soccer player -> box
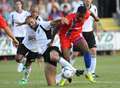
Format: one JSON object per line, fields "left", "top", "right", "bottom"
{"left": 16, "top": 16, "right": 81, "bottom": 86}
{"left": 0, "top": 14, "right": 19, "bottom": 45}
{"left": 8, "top": 0, "right": 30, "bottom": 72}
{"left": 56, "top": 5, "right": 99, "bottom": 86}
{"left": 82, "top": 0, "right": 99, "bottom": 77}
{"left": 15, "top": 5, "right": 44, "bottom": 84}
{"left": 72, "top": 0, "right": 99, "bottom": 78}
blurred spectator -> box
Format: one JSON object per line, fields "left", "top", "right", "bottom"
{"left": 71, "top": 0, "right": 83, "bottom": 13}
{"left": 0, "top": 0, "right": 12, "bottom": 21}
{"left": 60, "top": 0, "right": 71, "bottom": 13}
{"left": 8, "top": 0, "right": 30, "bottom": 43}
{"left": 36, "top": 0, "right": 47, "bottom": 20}
{"left": 62, "top": 4, "right": 71, "bottom": 16}
{"left": 47, "top": 0, "right": 60, "bottom": 15}
{"left": 26, "top": 0, "right": 33, "bottom": 11}
{"left": 48, "top": 3, "right": 63, "bottom": 20}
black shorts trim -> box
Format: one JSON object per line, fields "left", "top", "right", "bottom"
{"left": 43, "top": 46, "right": 61, "bottom": 66}
{"left": 82, "top": 31, "right": 96, "bottom": 48}
{"left": 15, "top": 37, "right": 24, "bottom": 44}
{"left": 73, "top": 31, "right": 96, "bottom": 51}
{"left": 17, "top": 44, "right": 41, "bottom": 62}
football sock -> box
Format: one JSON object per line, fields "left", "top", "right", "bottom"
{"left": 83, "top": 52, "right": 91, "bottom": 72}
{"left": 58, "top": 57, "right": 76, "bottom": 71}
{"left": 90, "top": 56, "right": 96, "bottom": 73}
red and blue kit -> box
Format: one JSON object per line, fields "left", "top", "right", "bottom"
{"left": 59, "top": 11, "right": 90, "bottom": 49}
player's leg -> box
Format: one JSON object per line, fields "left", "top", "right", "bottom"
{"left": 43, "top": 46, "right": 77, "bottom": 86}
{"left": 15, "top": 44, "right": 28, "bottom": 72}
{"left": 19, "top": 59, "right": 32, "bottom": 85}
{"left": 83, "top": 32, "right": 98, "bottom": 78}
{"left": 15, "top": 37, "right": 26, "bottom": 72}
{"left": 44, "top": 62, "right": 57, "bottom": 86}
{"left": 90, "top": 47, "right": 97, "bottom": 77}
{"left": 43, "top": 47, "right": 58, "bottom": 86}
{"left": 19, "top": 50, "right": 41, "bottom": 85}
{"left": 73, "top": 36, "right": 96, "bottom": 83}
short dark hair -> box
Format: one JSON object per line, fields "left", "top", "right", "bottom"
{"left": 77, "top": 5, "right": 87, "bottom": 14}
{"left": 15, "top": 0, "right": 24, "bottom": 9}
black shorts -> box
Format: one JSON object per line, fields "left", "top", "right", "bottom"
{"left": 17, "top": 44, "right": 42, "bottom": 62}
{"left": 43, "top": 46, "right": 61, "bottom": 67}
{"left": 73, "top": 31, "right": 96, "bottom": 51}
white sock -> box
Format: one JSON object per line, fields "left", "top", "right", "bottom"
{"left": 69, "top": 54, "right": 76, "bottom": 65}
{"left": 56, "top": 72, "right": 62, "bottom": 84}
{"left": 70, "top": 58, "right": 76, "bottom": 65}
{"left": 58, "top": 57, "right": 76, "bottom": 71}
{"left": 21, "top": 57, "right": 27, "bottom": 65}
{"left": 90, "top": 57, "right": 96, "bottom": 74}
{"left": 23, "top": 66, "right": 32, "bottom": 80}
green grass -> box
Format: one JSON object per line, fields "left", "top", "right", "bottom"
{"left": 0, "top": 55, "right": 120, "bottom": 88}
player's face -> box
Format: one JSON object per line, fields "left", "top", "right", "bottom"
{"left": 15, "top": 1, "right": 23, "bottom": 10}
{"left": 76, "top": 12, "right": 85, "bottom": 22}
{"left": 27, "top": 17, "right": 37, "bottom": 29}
{"left": 84, "top": 0, "right": 93, "bottom": 6}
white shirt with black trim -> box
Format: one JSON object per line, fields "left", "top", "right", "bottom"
{"left": 82, "top": 4, "right": 98, "bottom": 32}
{"left": 22, "top": 21, "right": 51, "bottom": 54}
{"left": 8, "top": 10, "right": 30, "bottom": 37}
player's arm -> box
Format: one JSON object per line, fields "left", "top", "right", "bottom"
{"left": 0, "top": 15, "right": 19, "bottom": 45}
{"left": 4, "top": 26, "right": 19, "bottom": 45}
{"left": 90, "top": 11, "right": 99, "bottom": 22}
{"left": 50, "top": 17, "right": 69, "bottom": 27}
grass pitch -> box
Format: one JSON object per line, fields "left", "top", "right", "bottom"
{"left": 0, "top": 55, "right": 120, "bottom": 88}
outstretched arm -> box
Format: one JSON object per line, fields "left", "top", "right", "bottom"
{"left": 4, "top": 26, "right": 19, "bottom": 46}
{"left": 50, "top": 17, "right": 69, "bottom": 27}
{"left": 0, "top": 15, "right": 19, "bottom": 46}
{"left": 90, "top": 12, "right": 99, "bottom": 22}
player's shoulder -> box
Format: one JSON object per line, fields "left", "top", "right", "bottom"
{"left": 66, "top": 13, "right": 76, "bottom": 18}
{"left": 10, "top": 11, "right": 16, "bottom": 15}
{"left": 91, "top": 4, "right": 97, "bottom": 10}
{"left": 37, "top": 16, "right": 43, "bottom": 21}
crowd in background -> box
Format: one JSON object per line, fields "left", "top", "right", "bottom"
{"left": 0, "top": 0, "right": 86, "bottom": 36}
{"left": 0, "top": 0, "right": 84, "bottom": 21}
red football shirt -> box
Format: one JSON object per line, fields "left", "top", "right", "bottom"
{"left": 0, "top": 15, "right": 8, "bottom": 29}
{"left": 59, "top": 10, "right": 90, "bottom": 49}
{"left": 59, "top": 10, "right": 90, "bottom": 42}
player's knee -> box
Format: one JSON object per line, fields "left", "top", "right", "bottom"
{"left": 15, "top": 54, "right": 23, "bottom": 63}
{"left": 73, "top": 52, "right": 79, "bottom": 57}
{"left": 90, "top": 48, "right": 96, "bottom": 57}
{"left": 50, "top": 50, "right": 59, "bottom": 62}
{"left": 83, "top": 48, "right": 90, "bottom": 54}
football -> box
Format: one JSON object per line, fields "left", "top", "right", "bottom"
{"left": 62, "top": 67, "right": 75, "bottom": 79}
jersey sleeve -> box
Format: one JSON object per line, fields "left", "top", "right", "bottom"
{"left": 0, "top": 15, "right": 8, "bottom": 29}
{"left": 39, "top": 21, "right": 51, "bottom": 30}
{"left": 94, "top": 5, "right": 98, "bottom": 17}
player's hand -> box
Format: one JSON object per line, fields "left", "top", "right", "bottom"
{"left": 12, "top": 38, "right": 19, "bottom": 47}
{"left": 61, "top": 17, "right": 69, "bottom": 25}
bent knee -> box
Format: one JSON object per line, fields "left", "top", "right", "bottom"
{"left": 15, "top": 54, "right": 24, "bottom": 63}
{"left": 50, "top": 50, "right": 59, "bottom": 61}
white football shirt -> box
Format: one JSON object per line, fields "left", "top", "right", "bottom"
{"left": 22, "top": 21, "right": 51, "bottom": 54}
{"left": 8, "top": 10, "right": 30, "bottom": 37}
{"left": 82, "top": 4, "right": 98, "bottom": 32}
